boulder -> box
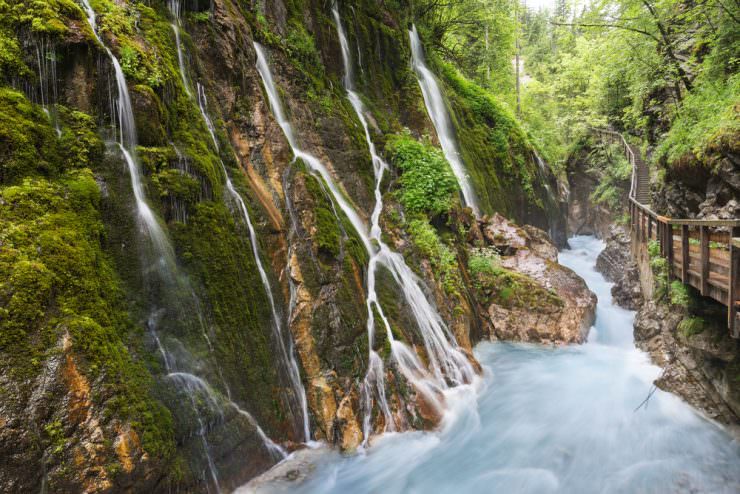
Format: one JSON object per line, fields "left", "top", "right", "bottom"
{"left": 474, "top": 215, "right": 597, "bottom": 344}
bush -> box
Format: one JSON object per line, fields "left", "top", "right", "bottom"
{"left": 386, "top": 132, "right": 459, "bottom": 216}
{"left": 468, "top": 247, "right": 501, "bottom": 277}
{"left": 669, "top": 280, "right": 690, "bottom": 307}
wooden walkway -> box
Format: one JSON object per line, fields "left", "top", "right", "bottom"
{"left": 592, "top": 128, "right": 740, "bottom": 338}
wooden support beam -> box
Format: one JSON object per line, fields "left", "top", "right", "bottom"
{"left": 700, "top": 226, "right": 709, "bottom": 296}
{"left": 681, "top": 225, "right": 690, "bottom": 282}
{"left": 730, "top": 237, "right": 739, "bottom": 337}
{"left": 666, "top": 225, "right": 674, "bottom": 280}
{"left": 647, "top": 217, "right": 653, "bottom": 241}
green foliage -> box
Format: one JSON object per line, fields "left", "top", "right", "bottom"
{"left": 44, "top": 420, "right": 66, "bottom": 456}
{"left": 518, "top": 0, "right": 739, "bottom": 174}
{"left": 588, "top": 142, "right": 632, "bottom": 211}
{"left": 406, "top": 218, "right": 461, "bottom": 295}
{"left": 678, "top": 316, "right": 705, "bottom": 338}
{"left": 647, "top": 239, "right": 670, "bottom": 299}
{"left": 386, "top": 132, "right": 459, "bottom": 216}
{"left": 467, "top": 247, "right": 501, "bottom": 278}
{"left": 669, "top": 280, "right": 690, "bottom": 308}
{"left": 656, "top": 73, "right": 740, "bottom": 165}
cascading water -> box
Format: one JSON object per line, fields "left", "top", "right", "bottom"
{"left": 195, "top": 80, "right": 311, "bottom": 443}
{"left": 409, "top": 26, "right": 480, "bottom": 216}
{"left": 255, "top": 28, "right": 475, "bottom": 442}
{"left": 78, "top": 2, "right": 286, "bottom": 489}
{"left": 168, "top": 0, "right": 192, "bottom": 98}
{"left": 166, "top": 1, "right": 310, "bottom": 442}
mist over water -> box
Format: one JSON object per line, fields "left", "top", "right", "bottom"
{"left": 259, "top": 236, "right": 740, "bottom": 494}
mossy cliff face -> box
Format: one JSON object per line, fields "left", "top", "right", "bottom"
{"left": 1, "top": 0, "right": 568, "bottom": 491}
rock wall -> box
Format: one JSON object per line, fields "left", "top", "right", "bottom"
{"left": 0, "top": 0, "right": 576, "bottom": 491}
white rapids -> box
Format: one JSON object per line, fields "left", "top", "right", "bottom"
{"left": 247, "top": 236, "right": 740, "bottom": 494}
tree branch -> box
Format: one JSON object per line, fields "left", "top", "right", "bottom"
{"left": 550, "top": 21, "right": 661, "bottom": 42}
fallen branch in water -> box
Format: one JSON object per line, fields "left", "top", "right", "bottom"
{"left": 634, "top": 383, "right": 659, "bottom": 412}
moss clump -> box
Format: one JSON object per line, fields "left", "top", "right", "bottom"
{"left": 0, "top": 88, "right": 63, "bottom": 182}
{"left": 678, "top": 316, "right": 706, "bottom": 338}
{"left": 406, "top": 218, "right": 461, "bottom": 296}
{"left": 0, "top": 89, "right": 176, "bottom": 467}
{"left": 470, "top": 262, "right": 563, "bottom": 310}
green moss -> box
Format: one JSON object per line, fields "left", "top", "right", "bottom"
{"left": 471, "top": 264, "right": 563, "bottom": 310}
{"left": 406, "top": 218, "right": 461, "bottom": 296}
{"left": 678, "top": 316, "right": 706, "bottom": 338}
{"left": 0, "top": 90, "right": 176, "bottom": 466}
{"left": 0, "top": 88, "right": 62, "bottom": 182}
{"left": 434, "top": 60, "right": 548, "bottom": 217}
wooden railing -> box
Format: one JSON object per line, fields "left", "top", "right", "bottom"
{"left": 591, "top": 128, "right": 740, "bottom": 338}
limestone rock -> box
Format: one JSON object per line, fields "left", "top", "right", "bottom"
{"left": 475, "top": 215, "right": 597, "bottom": 344}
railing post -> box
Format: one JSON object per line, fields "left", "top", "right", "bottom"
{"left": 729, "top": 236, "right": 739, "bottom": 337}
{"left": 668, "top": 224, "right": 673, "bottom": 279}
{"left": 681, "top": 225, "right": 690, "bottom": 282}
{"left": 700, "top": 226, "right": 709, "bottom": 296}
{"left": 648, "top": 216, "right": 653, "bottom": 241}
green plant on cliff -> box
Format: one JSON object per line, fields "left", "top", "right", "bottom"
{"left": 386, "top": 132, "right": 459, "bottom": 217}
{"left": 678, "top": 316, "right": 706, "bottom": 338}
{"left": 406, "top": 218, "right": 461, "bottom": 296}
{"left": 588, "top": 142, "right": 632, "bottom": 211}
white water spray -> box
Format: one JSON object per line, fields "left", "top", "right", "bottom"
{"left": 195, "top": 81, "right": 311, "bottom": 442}
{"left": 256, "top": 22, "right": 475, "bottom": 442}
{"left": 409, "top": 26, "right": 480, "bottom": 216}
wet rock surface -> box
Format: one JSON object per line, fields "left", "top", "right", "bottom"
{"left": 474, "top": 214, "right": 597, "bottom": 344}
{"left": 595, "top": 225, "right": 643, "bottom": 310}
{"left": 634, "top": 302, "right": 740, "bottom": 430}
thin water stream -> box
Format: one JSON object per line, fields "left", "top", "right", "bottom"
{"left": 409, "top": 26, "right": 479, "bottom": 216}
{"left": 252, "top": 236, "right": 740, "bottom": 493}
{"left": 254, "top": 31, "right": 476, "bottom": 443}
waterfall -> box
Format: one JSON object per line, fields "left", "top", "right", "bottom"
{"left": 168, "top": 0, "right": 191, "bottom": 97}
{"left": 77, "top": 2, "right": 287, "bottom": 487}
{"left": 79, "top": 0, "right": 176, "bottom": 269}
{"left": 409, "top": 26, "right": 480, "bottom": 216}
{"left": 166, "top": 1, "right": 310, "bottom": 442}
{"left": 255, "top": 27, "right": 475, "bottom": 442}
{"left": 195, "top": 82, "right": 311, "bottom": 443}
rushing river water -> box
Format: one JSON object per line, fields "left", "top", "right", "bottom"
{"left": 248, "top": 236, "right": 740, "bottom": 494}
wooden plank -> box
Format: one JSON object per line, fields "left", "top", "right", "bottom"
{"left": 666, "top": 218, "right": 740, "bottom": 227}
{"left": 709, "top": 232, "right": 730, "bottom": 244}
{"left": 701, "top": 226, "right": 709, "bottom": 296}
{"left": 682, "top": 225, "right": 690, "bottom": 283}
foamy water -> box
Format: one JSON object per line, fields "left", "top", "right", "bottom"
{"left": 249, "top": 236, "right": 740, "bottom": 494}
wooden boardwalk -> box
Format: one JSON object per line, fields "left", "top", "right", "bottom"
{"left": 592, "top": 128, "right": 740, "bottom": 338}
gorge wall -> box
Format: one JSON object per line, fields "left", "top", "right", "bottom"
{"left": 0, "top": 0, "right": 571, "bottom": 492}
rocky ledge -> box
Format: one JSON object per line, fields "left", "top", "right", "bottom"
{"left": 595, "top": 225, "right": 643, "bottom": 310}
{"left": 634, "top": 302, "right": 740, "bottom": 431}
{"left": 471, "top": 214, "right": 597, "bottom": 344}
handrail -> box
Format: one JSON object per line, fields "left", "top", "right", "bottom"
{"left": 590, "top": 127, "right": 740, "bottom": 337}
